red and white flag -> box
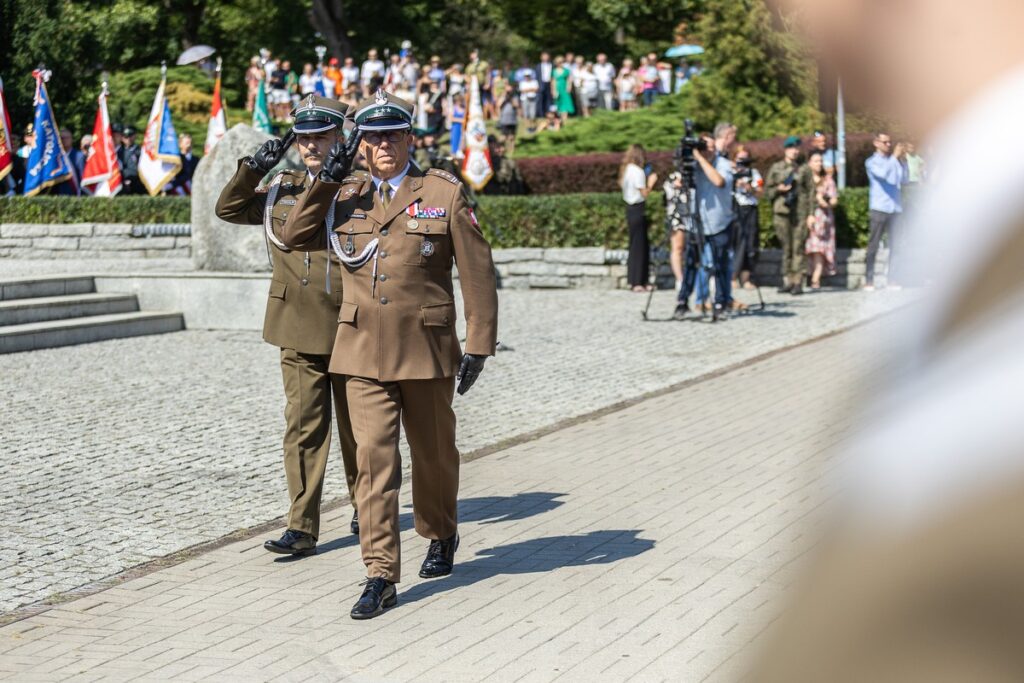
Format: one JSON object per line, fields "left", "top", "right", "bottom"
{"left": 205, "top": 59, "right": 227, "bottom": 154}
{"left": 461, "top": 76, "right": 493, "bottom": 191}
{"left": 81, "top": 83, "right": 122, "bottom": 197}
{"left": 0, "top": 76, "right": 14, "bottom": 183}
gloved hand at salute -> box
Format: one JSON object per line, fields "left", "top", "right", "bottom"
{"left": 321, "top": 130, "right": 364, "bottom": 183}
{"left": 247, "top": 137, "right": 288, "bottom": 174}
{"left": 456, "top": 354, "right": 487, "bottom": 395}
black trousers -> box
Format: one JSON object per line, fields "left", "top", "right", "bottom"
{"left": 732, "top": 204, "right": 760, "bottom": 278}
{"left": 865, "top": 209, "right": 897, "bottom": 285}
{"left": 626, "top": 202, "right": 650, "bottom": 287}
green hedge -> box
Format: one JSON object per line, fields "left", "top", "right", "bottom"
{"left": 0, "top": 196, "right": 191, "bottom": 224}
{"left": 0, "top": 188, "right": 872, "bottom": 249}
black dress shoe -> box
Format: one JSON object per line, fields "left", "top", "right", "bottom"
{"left": 350, "top": 577, "right": 397, "bottom": 620}
{"left": 419, "top": 533, "right": 459, "bottom": 578}
{"left": 672, "top": 304, "right": 690, "bottom": 321}
{"left": 264, "top": 529, "right": 316, "bottom": 556}
{"left": 777, "top": 283, "right": 793, "bottom": 294}
{"left": 791, "top": 284, "right": 804, "bottom": 296}
{"left": 350, "top": 510, "right": 359, "bottom": 536}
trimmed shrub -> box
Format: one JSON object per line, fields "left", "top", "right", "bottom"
{"left": 0, "top": 189, "right": 872, "bottom": 249}
{"left": 0, "top": 196, "right": 190, "bottom": 224}
{"left": 518, "top": 133, "right": 877, "bottom": 195}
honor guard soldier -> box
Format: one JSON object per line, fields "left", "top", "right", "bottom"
{"left": 215, "top": 95, "right": 360, "bottom": 557}
{"left": 280, "top": 90, "right": 499, "bottom": 619}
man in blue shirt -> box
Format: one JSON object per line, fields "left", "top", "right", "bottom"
{"left": 674, "top": 122, "right": 738, "bottom": 319}
{"left": 864, "top": 132, "right": 909, "bottom": 289}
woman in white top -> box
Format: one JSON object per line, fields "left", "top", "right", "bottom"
{"left": 617, "top": 59, "right": 637, "bottom": 111}
{"left": 620, "top": 144, "right": 659, "bottom": 292}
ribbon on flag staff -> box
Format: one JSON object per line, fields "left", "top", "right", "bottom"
{"left": 138, "top": 62, "right": 183, "bottom": 196}
{"left": 81, "top": 82, "right": 122, "bottom": 197}
{"left": 0, "top": 76, "right": 14, "bottom": 183}
{"left": 461, "top": 75, "right": 493, "bottom": 192}
{"left": 205, "top": 57, "right": 227, "bottom": 154}
{"left": 23, "top": 69, "right": 72, "bottom": 196}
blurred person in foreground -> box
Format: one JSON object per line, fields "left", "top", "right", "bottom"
{"left": 753, "top": 0, "right": 1024, "bottom": 680}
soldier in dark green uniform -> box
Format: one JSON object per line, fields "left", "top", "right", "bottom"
{"left": 215, "top": 95, "right": 360, "bottom": 556}
{"left": 765, "top": 136, "right": 808, "bottom": 295}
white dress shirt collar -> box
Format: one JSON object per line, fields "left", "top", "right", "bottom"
{"left": 371, "top": 162, "right": 411, "bottom": 196}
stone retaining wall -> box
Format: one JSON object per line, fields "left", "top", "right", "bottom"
{"left": 0, "top": 224, "right": 191, "bottom": 260}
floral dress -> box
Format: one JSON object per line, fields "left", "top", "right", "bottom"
{"left": 805, "top": 175, "right": 838, "bottom": 275}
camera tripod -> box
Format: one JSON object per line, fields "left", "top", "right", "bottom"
{"left": 641, "top": 183, "right": 766, "bottom": 322}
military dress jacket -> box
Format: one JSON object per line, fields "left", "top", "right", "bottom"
{"left": 280, "top": 164, "right": 499, "bottom": 381}
{"left": 214, "top": 161, "right": 343, "bottom": 355}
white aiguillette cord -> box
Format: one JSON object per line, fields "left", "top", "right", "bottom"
{"left": 326, "top": 188, "right": 380, "bottom": 295}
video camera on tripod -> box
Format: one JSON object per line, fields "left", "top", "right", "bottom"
{"left": 673, "top": 118, "right": 703, "bottom": 188}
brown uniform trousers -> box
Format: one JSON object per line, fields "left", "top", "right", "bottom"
{"left": 215, "top": 162, "right": 358, "bottom": 539}
{"left": 281, "top": 164, "right": 499, "bottom": 581}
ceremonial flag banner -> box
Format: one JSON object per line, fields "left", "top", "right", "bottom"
{"left": 138, "top": 65, "right": 183, "bottom": 196}
{"left": 252, "top": 77, "right": 272, "bottom": 133}
{"left": 461, "top": 76, "right": 493, "bottom": 191}
{"left": 81, "top": 84, "right": 122, "bottom": 197}
{"left": 205, "top": 60, "right": 227, "bottom": 154}
{"left": 0, "top": 76, "right": 13, "bottom": 182}
{"left": 23, "top": 70, "right": 71, "bottom": 196}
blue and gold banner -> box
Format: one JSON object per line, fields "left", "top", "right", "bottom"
{"left": 23, "top": 70, "right": 71, "bottom": 196}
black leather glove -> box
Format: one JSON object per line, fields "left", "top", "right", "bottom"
{"left": 246, "top": 137, "right": 287, "bottom": 174}
{"left": 320, "top": 130, "right": 363, "bottom": 183}
{"left": 456, "top": 354, "right": 487, "bottom": 395}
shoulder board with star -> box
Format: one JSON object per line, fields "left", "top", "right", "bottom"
{"left": 427, "top": 168, "right": 460, "bottom": 185}
{"left": 342, "top": 170, "right": 370, "bottom": 184}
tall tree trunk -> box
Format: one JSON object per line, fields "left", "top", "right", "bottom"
{"left": 309, "top": 0, "right": 353, "bottom": 60}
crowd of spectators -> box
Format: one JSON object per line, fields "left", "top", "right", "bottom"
{"left": 246, "top": 46, "right": 702, "bottom": 153}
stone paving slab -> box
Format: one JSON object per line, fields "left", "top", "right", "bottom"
{"left": 0, "top": 285, "right": 910, "bottom": 614}
{"left": 0, "top": 320, "right": 883, "bottom": 681}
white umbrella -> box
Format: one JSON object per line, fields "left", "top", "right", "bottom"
{"left": 176, "top": 45, "right": 216, "bottom": 66}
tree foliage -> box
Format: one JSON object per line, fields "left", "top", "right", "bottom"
{"left": 687, "top": 0, "right": 823, "bottom": 137}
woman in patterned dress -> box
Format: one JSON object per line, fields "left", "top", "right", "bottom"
{"left": 804, "top": 151, "right": 839, "bottom": 289}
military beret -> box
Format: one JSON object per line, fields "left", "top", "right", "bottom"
{"left": 783, "top": 135, "right": 801, "bottom": 149}
{"left": 291, "top": 94, "right": 347, "bottom": 134}
{"left": 354, "top": 89, "right": 413, "bottom": 131}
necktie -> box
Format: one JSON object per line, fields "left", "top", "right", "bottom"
{"left": 380, "top": 181, "right": 392, "bottom": 209}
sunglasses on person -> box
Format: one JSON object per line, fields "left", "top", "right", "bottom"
{"left": 364, "top": 130, "right": 407, "bottom": 144}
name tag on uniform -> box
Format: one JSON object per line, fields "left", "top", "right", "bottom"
{"left": 278, "top": 198, "right": 297, "bottom": 205}
{"left": 349, "top": 212, "right": 367, "bottom": 219}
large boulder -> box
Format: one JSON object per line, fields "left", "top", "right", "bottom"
{"left": 190, "top": 124, "right": 301, "bottom": 271}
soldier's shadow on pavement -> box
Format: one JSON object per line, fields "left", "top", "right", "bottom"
{"left": 398, "top": 529, "right": 656, "bottom": 606}
{"left": 312, "top": 491, "right": 569, "bottom": 557}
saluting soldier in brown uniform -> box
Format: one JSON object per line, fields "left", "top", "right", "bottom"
{"left": 279, "top": 90, "right": 499, "bottom": 619}
{"left": 215, "top": 96, "right": 359, "bottom": 557}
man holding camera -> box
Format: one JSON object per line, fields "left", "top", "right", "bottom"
{"left": 673, "top": 122, "right": 739, "bottom": 319}
{"left": 766, "top": 136, "right": 808, "bottom": 295}
{"left": 280, "top": 91, "right": 499, "bottom": 620}
{"left": 215, "top": 95, "right": 360, "bottom": 557}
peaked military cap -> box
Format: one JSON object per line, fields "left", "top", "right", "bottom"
{"left": 291, "top": 94, "right": 347, "bottom": 134}
{"left": 354, "top": 89, "right": 413, "bottom": 131}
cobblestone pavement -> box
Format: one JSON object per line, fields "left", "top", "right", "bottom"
{"left": 0, "top": 320, "right": 885, "bottom": 681}
{"left": 0, "top": 284, "right": 911, "bottom": 614}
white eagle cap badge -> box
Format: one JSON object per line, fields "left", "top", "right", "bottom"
{"left": 374, "top": 89, "right": 388, "bottom": 105}
{"left": 304, "top": 93, "right": 315, "bottom": 111}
